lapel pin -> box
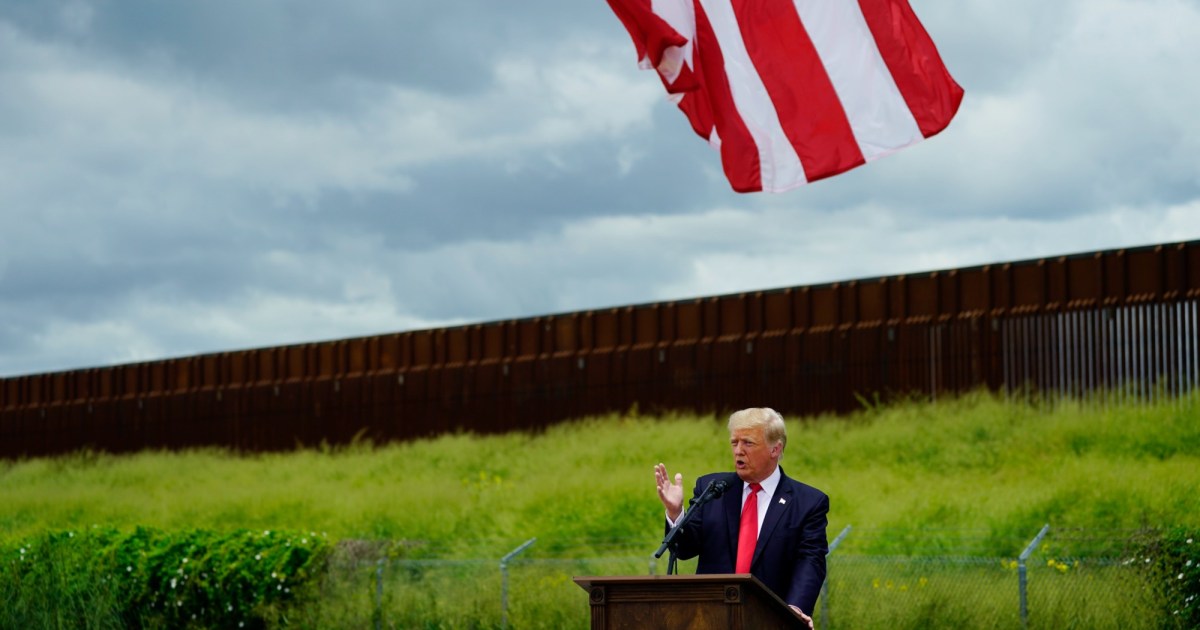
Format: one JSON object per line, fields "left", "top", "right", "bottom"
{"left": 779, "top": 498, "right": 787, "bottom": 505}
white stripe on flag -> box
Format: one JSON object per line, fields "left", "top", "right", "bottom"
{"left": 649, "top": 0, "right": 696, "bottom": 88}
{"left": 699, "top": 0, "right": 808, "bottom": 191}
{"left": 792, "top": 0, "right": 922, "bottom": 161}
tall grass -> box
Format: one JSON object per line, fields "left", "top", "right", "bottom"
{"left": 3, "top": 391, "right": 1195, "bottom": 550}
{"left": 2, "top": 390, "right": 1197, "bottom": 627}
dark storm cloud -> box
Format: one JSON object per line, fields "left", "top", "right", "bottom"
{"left": 307, "top": 121, "right": 738, "bottom": 251}
{"left": 0, "top": 0, "right": 1197, "bottom": 377}
{"left": 4, "top": 0, "right": 623, "bottom": 108}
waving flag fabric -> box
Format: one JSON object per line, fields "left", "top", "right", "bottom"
{"left": 606, "top": 0, "right": 964, "bottom": 193}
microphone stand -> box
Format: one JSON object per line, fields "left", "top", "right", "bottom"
{"left": 654, "top": 479, "right": 727, "bottom": 575}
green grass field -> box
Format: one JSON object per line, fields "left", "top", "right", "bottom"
{"left": 2, "top": 389, "right": 1198, "bottom": 627}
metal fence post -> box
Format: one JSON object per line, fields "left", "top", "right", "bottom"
{"left": 374, "top": 557, "right": 385, "bottom": 630}
{"left": 1019, "top": 524, "right": 1050, "bottom": 629}
{"left": 500, "top": 537, "right": 536, "bottom": 630}
{"left": 821, "top": 525, "right": 852, "bottom": 629}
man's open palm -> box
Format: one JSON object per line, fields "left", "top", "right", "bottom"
{"left": 655, "top": 463, "right": 684, "bottom": 521}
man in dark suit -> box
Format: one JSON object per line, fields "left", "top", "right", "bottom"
{"left": 655, "top": 407, "right": 829, "bottom": 628}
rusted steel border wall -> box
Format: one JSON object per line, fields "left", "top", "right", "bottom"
{"left": 2, "top": 241, "right": 1198, "bottom": 457}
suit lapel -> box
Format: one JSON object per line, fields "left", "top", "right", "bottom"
{"left": 724, "top": 475, "right": 743, "bottom": 565}
{"left": 752, "top": 469, "right": 791, "bottom": 566}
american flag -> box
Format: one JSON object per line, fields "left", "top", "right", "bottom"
{"left": 607, "top": 0, "right": 964, "bottom": 192}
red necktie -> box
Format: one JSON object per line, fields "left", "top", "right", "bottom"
{"left": 735, "top": 482, "right": 762, "bottom": 573}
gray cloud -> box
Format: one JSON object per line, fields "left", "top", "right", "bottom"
{"left": 1, "top": 0, "right": 1198, "bottom": 377}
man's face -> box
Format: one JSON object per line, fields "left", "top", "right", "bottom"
{"left": 730, "top": 425, "right": 780, "bottom": 484}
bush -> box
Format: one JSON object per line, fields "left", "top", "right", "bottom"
{"left": 1158, "top": 528, "right": 1200, "bottom": 627}
{"left": 0, "top": 526, "right": 331, "bottom": 629}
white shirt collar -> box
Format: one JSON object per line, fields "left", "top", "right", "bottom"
{"left": 745, "top": 465, "right": 781, "bottom": 499}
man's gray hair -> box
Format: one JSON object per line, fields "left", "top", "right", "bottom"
{"left": 727, "top": 407, "right": 787, "bottom": 450}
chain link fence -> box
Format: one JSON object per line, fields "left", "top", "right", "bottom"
{"left": 817, "top": 525, "right": 1168, "bottom": 629}
{"left": 818, "top": 554, "right": 1161, "bottom": 629}
{"left": 292, "top": 528, "right": 1173, "bottom": 629}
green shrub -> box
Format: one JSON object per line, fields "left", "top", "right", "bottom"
{"left": 1151, "top": 527, "right": 1200, "bottom": 628}
{"left": 0, "top": 526, "right": 331, "bottom": 629}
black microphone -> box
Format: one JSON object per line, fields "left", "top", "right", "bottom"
{"left": 655, "top": 478, "right": 732, "bottom": 561}
{"left": 691, "top": 478, "right": 729, "bottom": 507}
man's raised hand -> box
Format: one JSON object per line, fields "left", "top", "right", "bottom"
{"left": 654, "top": 462, "right": 684, "bottom": 521}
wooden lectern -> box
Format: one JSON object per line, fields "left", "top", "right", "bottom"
{"left": 573, "top": 574, "right": 808, "bottom": 629}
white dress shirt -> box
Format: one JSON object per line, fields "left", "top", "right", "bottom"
{"left": 742, "top": 465, "right": 782, "bottom": 535}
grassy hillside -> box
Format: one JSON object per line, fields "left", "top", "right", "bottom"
{"left": 2, "top": 390, "right": 1196, "bottom": 555}
{"left": 2, "top": 390, "right": 1197, "bottom": 628}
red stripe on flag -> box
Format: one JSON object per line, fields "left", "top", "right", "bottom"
{"left": 857, "top": 0, "right": 964, "bottom": 138}
{"left": 674, "top": 67, "right": 715, "bottom": 140}
{"left": 732, "top": 0, "right": 864, "bottom": 183}
{"left": 605, "top": 0, "right": 689, "bottom": 74}
{"left": 692, "top": 5, "right": 762, "bottom": 193}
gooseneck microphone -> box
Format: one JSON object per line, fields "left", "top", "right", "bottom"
{"left": 655, "top": 477, "right": 733, "bottom": 568}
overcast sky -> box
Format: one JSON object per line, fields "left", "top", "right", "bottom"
{"left": 1, "top": 0, "right": 1198, "bottom": 377}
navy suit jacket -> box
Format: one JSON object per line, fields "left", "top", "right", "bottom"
{"left": 668, "top": 467, "right": 829, "bottom": 614}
